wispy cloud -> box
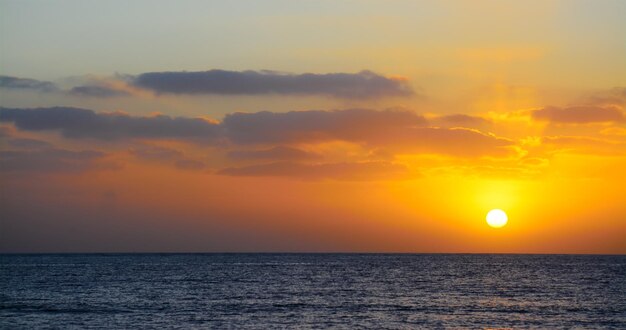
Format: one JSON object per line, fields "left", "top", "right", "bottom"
{"left": 436, "top": 114, "right": 491, "bottom": 126}
{"left": 218, "top": 161, "right": 411, "bottom": 181}
{"left": 0, "top": 75, "right": 58, "bottom": 92}
{"left": 228, "top": 146, "right": 319, "bottom": 161}
{"left": 1, "top": 75, "right": 135, "bottom": 98}
{"left": 0, "top": 149, "right": 106, "bottom": 172}
{"left": 129, "top": 145, "right": 207, "bottom": 170}
{"left": 0, "top": 133, "right": 111, "bottom": 173}
{"left": 367, "top": 127, "right": 516, "bottom": 157}
{"left": 540, "top": 135, "right": 626, "bottom": 155}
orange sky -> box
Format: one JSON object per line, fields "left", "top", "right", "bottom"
{"left": 1, "top": 0, "right": 625, "bottom": 253}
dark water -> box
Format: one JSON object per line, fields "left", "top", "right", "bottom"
{"left": 1, "top": 254, "right": 625, "bottom": 329}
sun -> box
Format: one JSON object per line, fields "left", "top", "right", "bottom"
{"left": 486, "top": 209, "right": 508, "bottom": 228}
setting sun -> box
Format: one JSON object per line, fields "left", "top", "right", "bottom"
{"left": 486, "top": 209, "right": 508, "bottom": 228}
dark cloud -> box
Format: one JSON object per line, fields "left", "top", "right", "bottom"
{"left": 69, "top": 85, "right": 131, "bottom": 98}
{"left": 228, "top": 146, "right": 319, "bottom": 161}
{"left": 223, "top": 109, "right": 427, "bottom": 144}
{"left": 1, "top": 107, "right": 513, "bottom": 157}
{"left": 218, "top": 161, "right": 411, "bottom": 181}
{"left": 0, "top": 148, "right": 106, "bottom": 172}
{"left": 0, "top": 75, "right": 130, "bottom": 98}
{"left": 2, "top": 70, "right": 414, "bottom": 99}
{"left": 0, "top": 107, "right": 222, "bottom": 140}
{"left": 531, "top": 106, "right": 625, "bottom": 124}
{"left": 0, "top": 75, "right": 58, "bottom": 92}
{"left": 133, "top": 70, "right": 413, "bottom": 99}
{"left": 7, "top": 138, "right": 53, "bottom": 149}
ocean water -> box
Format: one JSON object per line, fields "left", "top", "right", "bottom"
{"left": 1, "top": 254, "right": 624, "bottom": 329}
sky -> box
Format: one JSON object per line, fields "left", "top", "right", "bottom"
{"left": 1, "top": 0, "right": 625, "bottom": 253}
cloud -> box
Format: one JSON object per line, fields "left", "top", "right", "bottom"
{"left": 0, "top": 148, "right": 106, "bottom": 173}
{"left": 428, "top": 114, "right": 492, "bottom": 130}
{"left": 132, "top": 70, "right": 413, "bottom": 99}
{"left": 1, "top": 132, "right": 117, "bottom": 173}
{"left": 228, "top": 146, "right": 319, "bottom": 161}
{"left": 531, "top": 106, "right": 625, "bottom": 124}
{"left": 69, "top": 85, "right": 131, "bottom": 98}
{"left": 600, "top": 127, "right": 626, "bottom": 137}
{"left": 2, "top": 70, "right": 414, "bottom": 99}
{"left": 223, "top": 108, "right": 427, "bottom": 144}
{"left": 1, "top": 75, "right": 135, "bottom": 98}
{"left": 0, "top": 75, "right": 58, "bottom": 92}
{"left": 437, "top": 114, "right": 491, "bottom": 125}
{"left": 1, "top": 107, "right": 514, "bottom": 157}
{"left": 7, "top": 138, "right": 53, "bottom": 149}
{"left": 0, "top": 107, "right": 221, "bottom": 140}
{"left": 223, "top": 109, "right": 512, "bottom": 157}
{"left": 519, "top": 157, "right": 550, "bottom": 167}
{"left": 540, "top": 136, "right": 625, "bottom": 155}
{"left": 427, "top": 164, "right": 543, "bottom": 180}
{"left": 369, "top": 127, "right": 516, "bottom": 157}
{"left": 67, "top": 75, "right": 141, "bottom": 98}
{"left": 129, "top": 144, "right": 207, "bottom": 170}
{"left": 218, "top": 161, "right": 411, "bottom": 181}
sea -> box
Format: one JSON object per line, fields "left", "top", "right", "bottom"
{"left": 1, "top": 254, "right": 624, "bottom": 329}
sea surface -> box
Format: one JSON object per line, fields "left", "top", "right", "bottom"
{"left": 1, "top": 254, "right": 625, "bottom": 329}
